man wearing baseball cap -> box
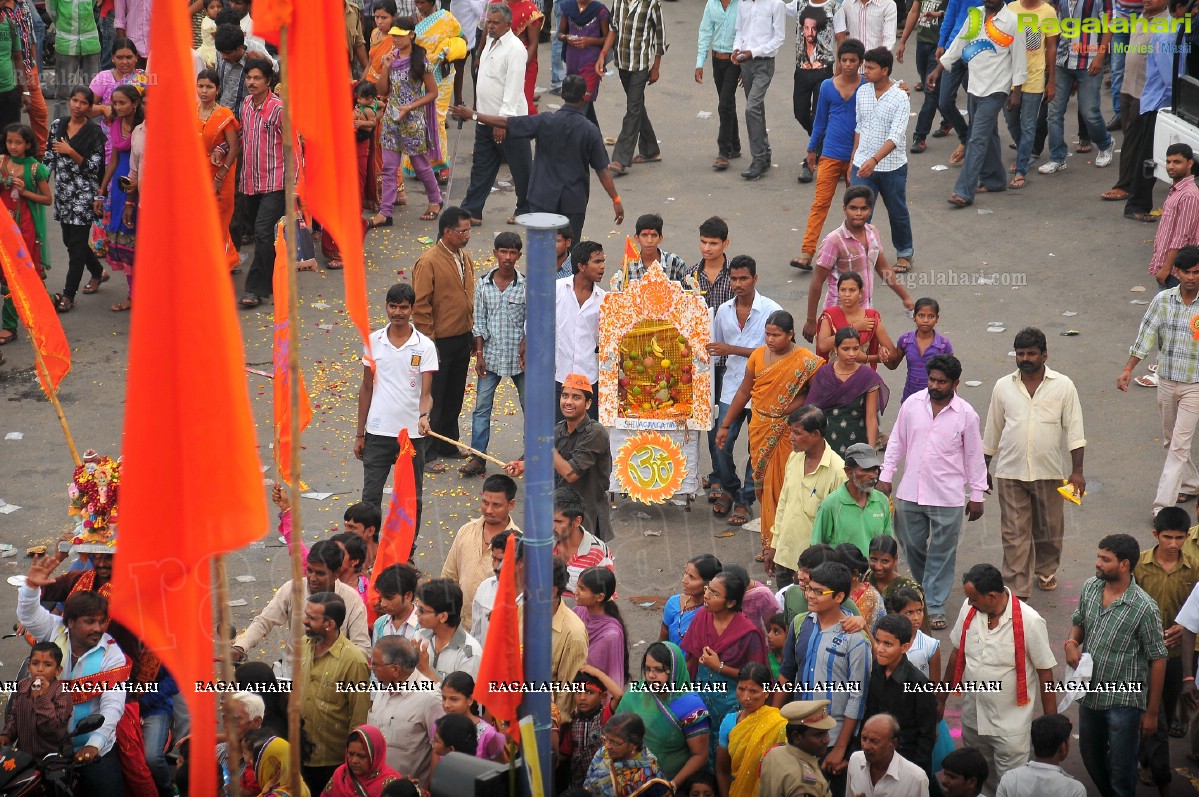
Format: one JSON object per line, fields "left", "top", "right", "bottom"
{"left": 810, "top": 442, "right": 894, "bottom": 557}
{"left": 759, "top": 699, "right": 836, "bottom": 797}
{"left": 506, "top": 372, "right": 613, "bottom": 541}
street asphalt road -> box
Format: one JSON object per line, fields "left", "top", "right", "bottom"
{"left": 2, "top": 11, "right": 1197, "bottom": 791}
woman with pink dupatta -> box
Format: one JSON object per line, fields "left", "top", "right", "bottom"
{"left": 680, "top": 569, "right": 767, "bottom": 763}
{"left": 322, "top": 725, "right": 402, "bottom": 797}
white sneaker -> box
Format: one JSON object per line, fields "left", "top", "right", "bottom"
{"left": 1095, "top": 146, "right": 1114, "bottom": 167}
{"left": 1038, "top": 160, "right": 1068, "bottom": 174}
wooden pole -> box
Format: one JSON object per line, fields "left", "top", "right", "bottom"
{"left": 30, "top": 343, "right": 81, "bottom": 467}
{"left": 276, "top": 26, "right": 306, "bottom": 797}
{"left": 422, "top": 430, "right": 511, "bottom": 469}
{"left": 213, "top": 555, "right": 244, "bottom": 797}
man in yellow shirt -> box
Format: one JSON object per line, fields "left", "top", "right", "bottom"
{"left": 767, "top": 406, "right": 847, "bottom": 587}
{"left": 441, "top": 473, "right": 521, "bottom": 628}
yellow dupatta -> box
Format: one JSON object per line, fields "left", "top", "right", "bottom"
{"left": 727, "top": 705, "right": 787, "bottom": 797}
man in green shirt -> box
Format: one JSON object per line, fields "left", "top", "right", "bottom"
{"left": 44, "top": 0, "right": 99, "bottom": 99}
{"left": 811, "top": 443, "right": 894, "bottom": 556}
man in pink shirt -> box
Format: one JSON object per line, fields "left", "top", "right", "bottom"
{"left": 879, "top": 353, "right": 987, "bottom": 630}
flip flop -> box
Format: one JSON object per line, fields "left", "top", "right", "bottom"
{"left": 1009, "top": 174, "right": 1027, "bottom": 189}
{"left": 947, "top": 194, "right": 972, "bottom": 208}
{"left": 325, "top": 261, "right": 344, "bottom": 270}
{"left": 632, "top": 155, "right": 662, "bottom": 164}
{"left": 1135, "top": 374, "right": 1158, "bottom": 388}
{"left": 1102, "top": 189, "right": 1131, "bottom": 201}
{"left": 608, "top": 163, "right": 627, "bottom": 177}
{"left": 81, "top": 272, "right": 109, "bottom": 294}
{"left": 893, "top": 257, "right": 913, "bottom": 273}
{"left": 928, "top": 614, "right": 948, "bottom": 630}
{"left": 0, "top": 329, "right": 16, "bottom": 345}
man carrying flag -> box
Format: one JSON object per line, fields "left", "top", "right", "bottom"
{"left": 355, "top": 282, "right": 437, "bottom": 532}
{"left": 475, "top": 532, "right": 525, "bottom": 737}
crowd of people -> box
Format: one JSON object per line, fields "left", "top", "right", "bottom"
{"left": 5, "top": 0, "right": 1199, "bottom": 795}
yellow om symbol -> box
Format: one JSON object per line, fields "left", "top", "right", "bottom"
{"left": 629, "top": 445, "right": 674, "bottom": 488}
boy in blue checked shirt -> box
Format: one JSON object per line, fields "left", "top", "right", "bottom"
{"left": 463, "top": 231, "right": 527, "bottom": 476}
{"left": 773, "top": 561, "right": 871, "bottom": 797}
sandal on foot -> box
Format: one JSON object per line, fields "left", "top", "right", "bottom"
{"left": 1135, "top": 373, "right": 1158, "bottom": 388}
{"left": 712, "top": 493, "right": 733, "bottom": 516}
{"left": 728, "top": 504, "right": 751, "bottom": 526}
{"left": 397, "top": 189, "right": 408, "bottom": 207}
{"left": 326, "top": 260, "right": 344, "bottom": 270}
{"left": 1009, "top": 174, "right": 1027, "bottom": 189}
{"left": 1076, "top": 142, "right": 1093, "bottom": 153}
{"left": 608, "top": 163, "right": 627, "bottom": 177}
{"left": 790, "top": 254, "right": 813, "bottom": 271}
{"left": 928, "top": 614, "right": 948, "bottom": 630}
{"left": 713, "top": 156, "right": 729, "bottom": 171}
{"left": 947, "top": 194, "right": 972, "bottom": 208}
{"left": 1125, "top": 210, "right": 1160, "bottom": 223}
{"left": 367, "top": 214, "right": 393, "bottom": 229}
{"left": 1179, "top": 493, "right": 1198, "bottom": 503}
{"left": 54, "top": 294, "right": 74, "bottom": 313}
{"left": 708, "top": 485, "right": 726, "bottom": 503}
{"left": 1170, "top": 721, "right": 1189, "bottom": 738}
{"left": 426, "top": 460, "right": 449, "bottom": 474}
{"left": 459, "top": 456, "right": 487, "bottom": 476}
{"left": 420, "top": 204, "right": 442, "bottom": 221}
{"left": 81, "top": 272, "right": 109, "bottom": 294}
{"left": 436, "top": 172, "right": 450, "bottom": 186}
{"left": 1102, "top": 189, "right": 1131, "bottom": 201}
{"left": 893, "top": 257, "right": 913, "bottom": 273}
{"left": 1038, "top": 575, "right": 1058, "bottom": 591}
{"left": 0, "top": 329, "right": 16, "bottom": 345}
{"left": 632, "top": 154, "right": 662, "bottom": 164}
{"left": 240, "top": 293, "right": 262, "bottom": 308}
{"left": 754, "top": 549, "right": 767, "bottom": 562}
{"left": 110, "top": 300, "right": 131, "bottom": 312}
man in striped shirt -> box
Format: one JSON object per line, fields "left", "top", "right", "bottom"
{"left": 237, "top": 58, "right": 284, "bottom": 309}
{"left": 1150, "top": 145, "right": 1199, "bottom": 289}
{"left": 1119, "top": 248, "right": 1199, "bottom": 515}
{"left": 600, "top": 0, "right": 667, "bottom": 176}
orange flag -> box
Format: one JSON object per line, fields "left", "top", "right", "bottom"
{"left": 368, "top": 430, "right": 418, "bottom": 609}
{"left": 475, "top": 533, "right": 524, "bottom": 739}
{"left": 109, "top": 2, "right": 267, "bottom": 795}
{"left": 272, "top": 220, "right": 312, "bottom": 487}
{"left": 621, "top": 235, "right": 640, "bottom": 284}
{"left": 0, "top": 213, "right": 69, "bottom": 393}
{"left": 287, "top": 3, "right": 372, "bottom": 366}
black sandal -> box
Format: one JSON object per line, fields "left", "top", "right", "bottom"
{"left": 54, "top": 294, "right": 74, "bottom": 313}
{"left": 240, "top": 293, "right": 262, "bottom": 308}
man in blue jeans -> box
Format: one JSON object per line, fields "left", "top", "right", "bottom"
{"left": 850, "top": 47, "right": 914, "bottom": 272}
{"left": 710, "top": 255, "right": 780, "bottom": 527}
{"left": 933, "top": 0, "right": 980, "bottom": 162}
{"left": 464, "top": 232, "right": 527, "bottom": 476}
{"left": 932, "top": 0, "right": 1026, "bottom": 206}
{"left": 1065, "top": 533, "right": 1167, "bottom": 797}
{"left": 1038, "top": 0, "right": 1115, "bottom": 173}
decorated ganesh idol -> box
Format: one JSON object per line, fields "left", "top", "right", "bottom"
{"left": 599, "top": 260, "right": 712, "bottom": 505}
{"left": 65, "top": 448, "right": 121, "bottom": 552}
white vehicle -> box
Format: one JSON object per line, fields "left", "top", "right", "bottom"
{"left": 1153, "top": 18, "right": 1199, "bottom": 180}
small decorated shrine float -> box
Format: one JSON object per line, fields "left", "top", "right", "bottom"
{"left": 598, "top": 260, "right": 712, "bottom": 506}
{"left": 58, "top": 449, "right": 120, "bottom": 556}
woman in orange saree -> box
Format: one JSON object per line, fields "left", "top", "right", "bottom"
{"left": 197, "top": 68, "right": 240, "bottom": 272}
{"left": 715, "top": 309, "right": 823, "bottom": 559}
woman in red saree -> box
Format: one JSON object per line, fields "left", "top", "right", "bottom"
{"left": 322, "top": 725, "right": 402, "bottom": 797}
{"left": 814, "top": 271, "right": 895, "bottom": 369}
{"left": 680, "top": 569, "right": 767, "bottom": 763}
{"left": 716, "top": 310, "right": 824, "bottom": 559}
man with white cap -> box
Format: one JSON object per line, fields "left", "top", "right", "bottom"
{"left": 759, "top": 698, "right": 836, "bottom": 797}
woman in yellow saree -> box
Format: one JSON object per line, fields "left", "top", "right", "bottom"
{"left": 715, "top": 662, "right": 787, "bottom": 797}
{"left": 408, "top": 0, "right": 467, "bottom": 184}
{"left": 715, "top": 309, "right": 823, "bottom": 559}
{"left": 250, "top": 734, "right": 311, "bottom": 797}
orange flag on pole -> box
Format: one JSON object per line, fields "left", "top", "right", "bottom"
{"left": 109, "top": 1, "right": 268, "bottom": 795}
{"left": 263, "top": 1, "right": 372, "bottom": 365}
{"left": 368, "top": 430, "right": 418, "bottom": 608}
{"left": 621, "top": 235, "right": 640, "bottom": 285}
{"left": 0, "top": 213, "right": 69, "bottom": 393}
{"left": 272, "top": 221, "right": 312, "bottom": 487}
{"left": 475, "top": 533, "right": 524, "bottom": 739}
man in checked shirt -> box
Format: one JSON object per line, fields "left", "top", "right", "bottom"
{"left": 462, "top": 231, "right": 526, "bottom": 476}
{"left": 1118, "top": 247, "right": 1199, "bottom": 518}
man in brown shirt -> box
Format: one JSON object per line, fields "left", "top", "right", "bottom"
{"left": 412, "top": 206, "right": 476, "bottom": 471}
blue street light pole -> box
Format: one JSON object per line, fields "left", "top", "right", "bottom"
{"left": 517, "top": 211, "right": 567, "bottom": 797}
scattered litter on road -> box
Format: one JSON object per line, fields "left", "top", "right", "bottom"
{"left": 1063, "top": 311, "right": 1077, "bottom": 316}
{"left": 697, "top": 111, "right": 712, "bottom": 119}
{"left": 310, "top": 302, "right": 330, "bottom": 309}
{"left": 643, "top": 529, "right": 662, "bottom": 537}
{"left": 4, "top": 432, "right": 22, "bottom": 440}
{"left": 417, "top": 236, "right": 434, "bottom": 245}
{"left": 977, "top": 209, "right": 993, "bottom": 215}
{"left": 302, "top": 492, "right": 333, "bottom": 500}
{"left": 236, "top": 575, "right": 257, "bottom": 583}
{"left": 638, "top": 602, "right": 656, "bottom": 608}
{"left": 964, "top": 380, "right": 982, "bottom": 386}
{"left": 0, "top": 500, "right": 20, "bottom": 514}
{"left": 1131, "top": 299, "right": 1150, "bottom": 305}
{"left": 931, "top": 165, "right": 948, "bottom": 171}
{"left": 317, "top": 324, "right": 334, "bottom": 331}
{"left": 714, "top": 531, "right": 735, "bottom": 538}
{"left": 7, "top": 575, "right": 26, "bottom": 587}
{"left": 1008, "top": 351, "right": 1016, "bottom": 356}
{"left": 228, "top": 599, "right": 248, "bottom": 607}
{"left": 987, "top": 326, "right": 1006, "bottom": 332}
{"left": 1061, "top": 330, "right": 1081, "bottom": 336}
{"left": 1130, "top": 285, "right": 1146, "bottom": 292}
{"left": 634, "top": 511, "right": 651, "bottom": 519}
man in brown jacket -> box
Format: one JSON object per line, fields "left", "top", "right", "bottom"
{"left": 412, "top": 206, "right": 476, "bottom": 471}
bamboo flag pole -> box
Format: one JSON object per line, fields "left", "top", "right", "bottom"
{"left": 30, "top": 343, "right": 81, "bottom": 467}
{"left": 276, "top": 26, "right": 307, "bottom": 797}
{"left": 422, "top": 430, "right": 511, "bottom": 469}
{"left": 213, "top": 555, "right": 245, "bottom": 797}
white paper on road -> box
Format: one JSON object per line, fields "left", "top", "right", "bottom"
{"left": 0, "top": 500, "right": 20, "bottom": 514}
{"left": 302, "top": 492, "right": 333, "bottom": 500}
{"left": 4, "top": 432, "right": 23, "bottom": 440}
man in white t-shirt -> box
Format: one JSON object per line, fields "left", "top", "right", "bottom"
{"left": 355, "top": 282, "right": 438, "bottom": 536}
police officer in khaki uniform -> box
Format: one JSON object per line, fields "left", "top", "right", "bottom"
{"left": 758, "top": 699, "right": 836, "bottom": 797}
